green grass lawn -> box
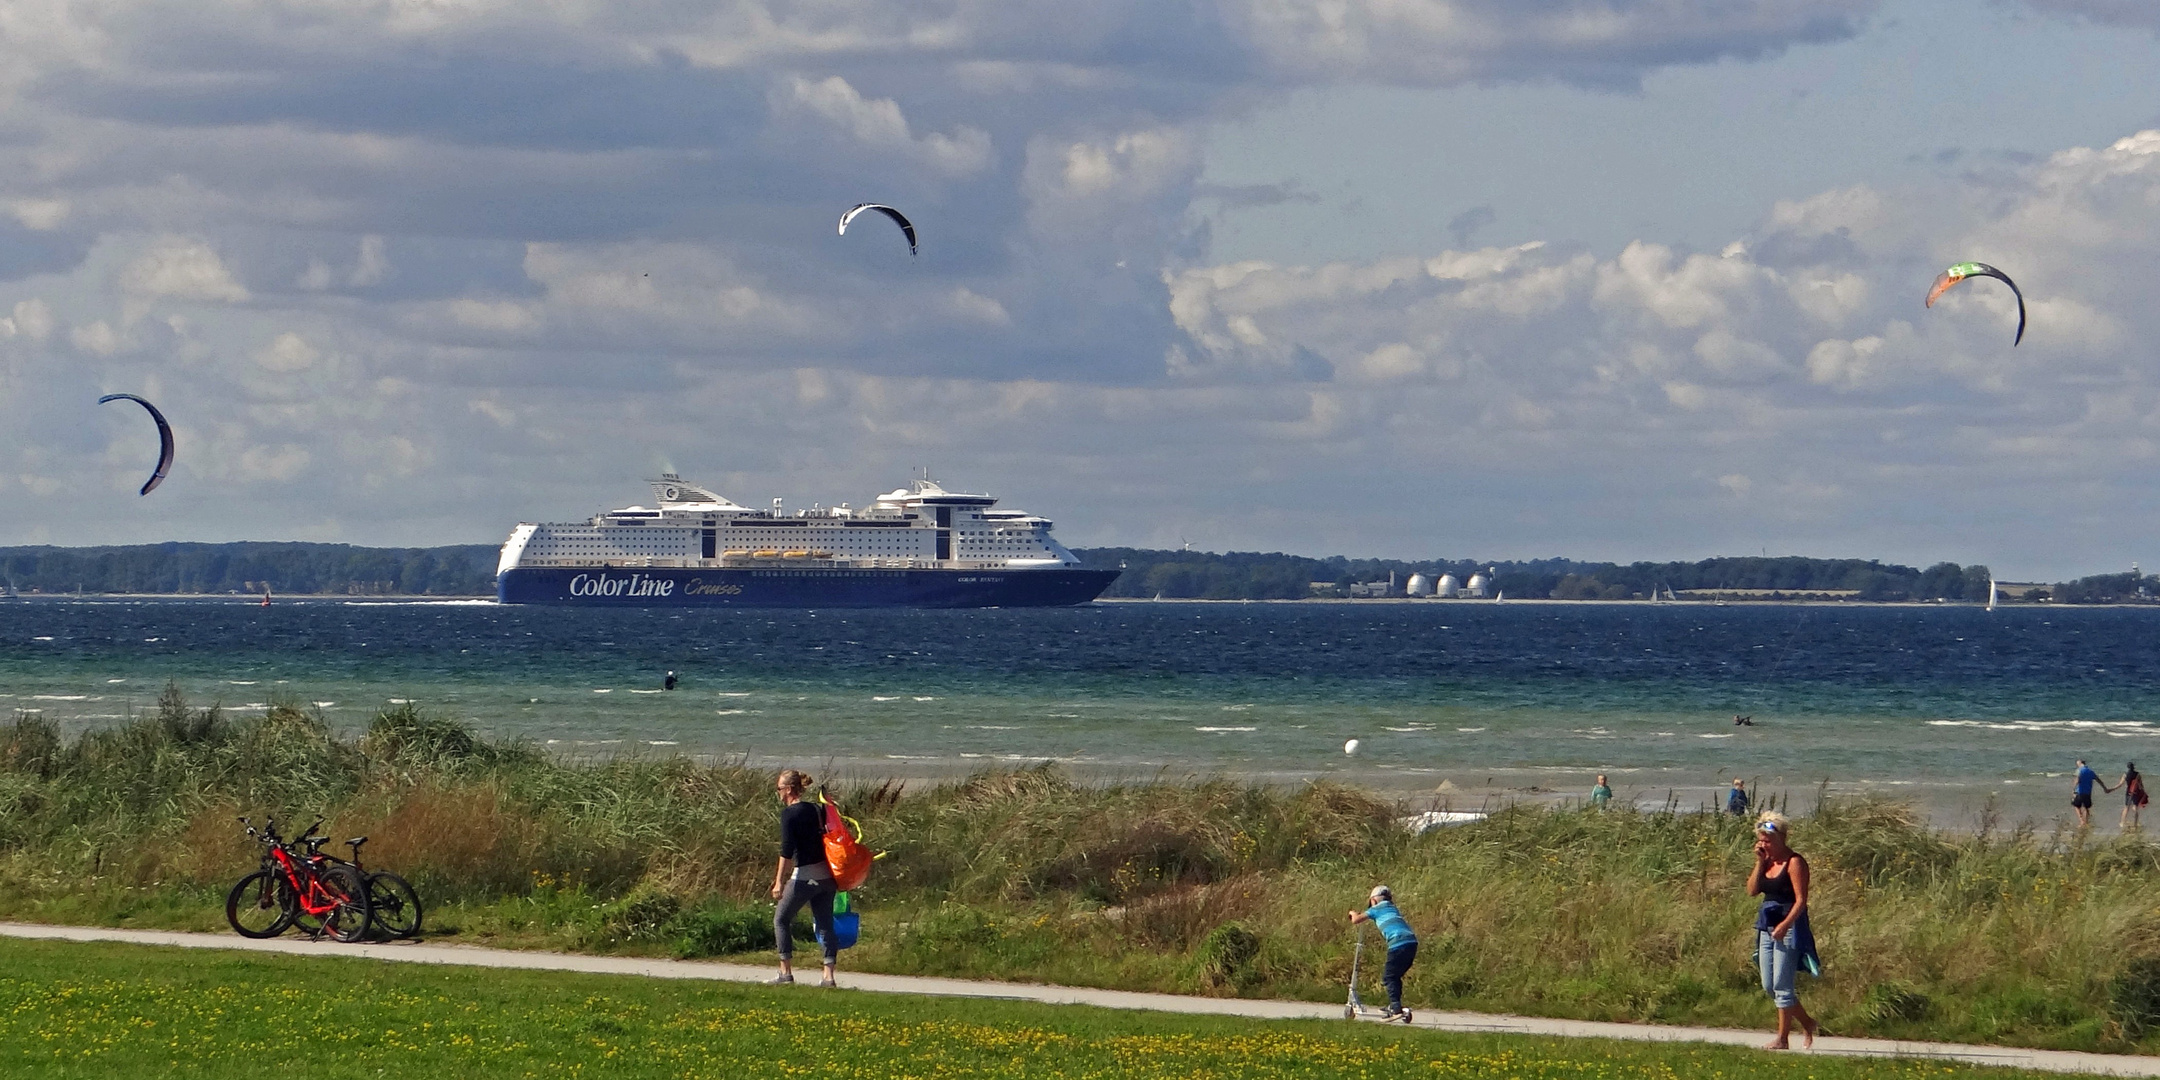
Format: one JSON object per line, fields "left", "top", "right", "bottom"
{"left": 0, "top": 938, "right": 2046, "bottom": 1080}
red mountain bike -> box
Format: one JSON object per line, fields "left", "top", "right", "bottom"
{"left": 225, "top": 817, "right": 371, "bottom": 942}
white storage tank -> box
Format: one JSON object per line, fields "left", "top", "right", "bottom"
{"left": 1436, "top": 574, "right": 1460, "bottom": 597}
{"left": 1407, "top": 573, "right": 1434, "bottom": 596}
{"left": 1464, "top": 573, "right": 1489, "bottom": 598}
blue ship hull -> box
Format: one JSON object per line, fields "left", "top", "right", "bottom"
{"left": 497, "top": 565, "right": 1119, "bottom": 608}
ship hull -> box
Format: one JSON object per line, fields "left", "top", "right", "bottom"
{"left": 496, "top": 566, "right": 1119, "bottom": 608}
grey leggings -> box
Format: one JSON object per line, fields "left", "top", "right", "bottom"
{"left": 777, "top": 876, "right": 837, "bottom": 965}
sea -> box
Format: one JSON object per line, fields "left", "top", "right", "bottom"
{"left": 4, "top": 597, "right": 2159, "bottom": 826}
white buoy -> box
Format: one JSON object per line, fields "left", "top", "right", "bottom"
{"left": 1344, "top": 739, "right": 1360, "bottom": 756}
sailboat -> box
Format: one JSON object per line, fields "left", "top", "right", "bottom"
{"left": 1986, "top": 576, "right": 1998, "bottom": 613}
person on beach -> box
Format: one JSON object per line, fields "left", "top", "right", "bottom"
{"left": 770, "top": 768, "right": 838, "bottom": 987}
{"left": 2123, "top": 763, "right": 2148, "bottom": 829}
{"left": 2073, "top": 759, "right": 2107, "bottom": 828}
{"left": 1348, "top": 885, "right": 1418, "bottom": 1020}
{"left": 1590, "top": 775, "right": 1613, "bottom": 810}
{"left": 1747, "top": 812, "right": 1821, "bottom": 1050}
{"left": 1727, "top": 778, "right": 1750, "bottom": 817}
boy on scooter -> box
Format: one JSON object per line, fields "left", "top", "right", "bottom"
{"left": 1348, "top": 885, "right": 1418, "bottom": 1020}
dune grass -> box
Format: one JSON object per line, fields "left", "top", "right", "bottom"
{"left": 0, "top": 937, "right": 2055, "bottom": 1079}
{"left": 4, "top": 687, "right": 2160, "bottom": 1054}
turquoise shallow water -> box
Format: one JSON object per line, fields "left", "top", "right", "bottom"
{"left": 4, "top": 598, "right": 2158, "bottom": 822}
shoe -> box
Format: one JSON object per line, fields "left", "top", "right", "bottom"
{"left": 767, "top": 974, "right": 795, "bottom": 985}
{"left": 819, "top": 977, "right": 837, "bottom": 988}
{"left": 1379, "top": 1006, "right": 1401, "bottom": 1019}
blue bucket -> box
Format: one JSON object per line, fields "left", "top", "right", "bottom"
{"left": 822, "top": 912, "right": 860, "bottom": 950}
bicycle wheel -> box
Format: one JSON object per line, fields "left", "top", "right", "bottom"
{"left": 365, "top": 872, "right": 423, "bottom": 939}
{"left": 225, "top": 870, "right": 294, "bottom": 938}
{"left": 307, "top": 865, "right": 373, "bottom": 943}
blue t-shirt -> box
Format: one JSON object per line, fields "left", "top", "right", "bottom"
{"left": 2077, "top": 765, "right": 2099, "bottom": 797}
{"left": 1364, "top": 901, "right": 1417, "bottom": 949}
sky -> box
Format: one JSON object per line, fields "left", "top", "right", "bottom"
{"left": 4, "top": 0, "right": 2160, "bottom": 579}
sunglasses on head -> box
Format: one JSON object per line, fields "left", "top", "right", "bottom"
{"left": 1756, "top": 822, "right": 1782, "bottom": 834}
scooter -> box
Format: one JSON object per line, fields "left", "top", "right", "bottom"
{"left": 1343, "top": 924, "right": 1412, "bottom": 1023}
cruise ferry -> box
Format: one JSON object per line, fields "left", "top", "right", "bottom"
{"left": 495, "top": 474, "right": 1119, "bottom": 607}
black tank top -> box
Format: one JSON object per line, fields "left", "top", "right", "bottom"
{"left": 1757, "top": 860, "right": 1798, "bottom": 931}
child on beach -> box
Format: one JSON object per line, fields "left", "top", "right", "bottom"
{"left": 1590, "top": 775, "right": 1613, "bottom": 810}
{"left": 1348, "top": 886, "right": 1418, "bottom": 1020}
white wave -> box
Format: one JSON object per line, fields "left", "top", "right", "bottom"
{"left": 31, "top": 637, "right": 52, "bottom": 642}
{"left": 628, "top": 689, "right": 664, "bottom": 694}
{"left": 30, "top": 695, "right": 88, "bottom": 701}
{"left": 592, "top": 689, "right": 612, "bottom": 694}
{"left": 715, "top": 709, "right": 749, "bottom": 716}
{"left": 1382, "top": 726, "right": 1432, "bottom": 733}
{"left": 229, "top": 681, "right": 257, "bottom": 686}
{"left": 1193, "top": 726, "right": 1257, "bottom": 733}
{"left": 313, "top": 702, "right": 336, "bottom": 708}
{"left": 1926, "top": 719, "right": 2154, "bottom": 732}
{"left": 1698, "top": 733, "right": 1735, "bottom": 739}
{"left": 1222, "top": 704, "right": 1255, "bottom": 711}
{"left": 914, "top": 696, "right": 937, "bottom": 702}
{"left": 142, "top": 638, "right": 159, "bottom": 642}
{"left": 871, "top": 696, "right": 900, "bottom": 702}
{"left": 388, "top": 698, "right": 412, "bottom": 704}
{"left": 647, "top": 740, "right": 679, "bottom": 746}
{"left": 970, "top": 725, "right": 1020, "bottom": 731}
{"left": 1457, "top": 727, "right": 1487, "bottom": 733}
{"left": 106, "top": 679, "right": 126, "bottom": 684}
{"left": 715, "top": 692, "right": 752, "bottom": 697}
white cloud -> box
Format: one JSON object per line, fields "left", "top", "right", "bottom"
{"left": 117, "top": 237, "right": 249, "bottom": 323}
{"left": 779, "top": 75, "right": 992, "bottom": 176}
{"left": 254, "top": 332, "right": 319, "bottom": 372}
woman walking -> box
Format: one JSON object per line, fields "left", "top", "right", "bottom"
{"left": 2123, "top": 763, "right": 2149, "bottom": 829}
{"left": 1746, "top": 812, "right": 1820, "bottom": 1049}
{"left": 770, "top": 769, "right": 838, "bottom": 986}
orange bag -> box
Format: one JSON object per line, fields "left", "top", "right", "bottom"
{"left": 820, "top": 794, "right": 877, "bottom": 891}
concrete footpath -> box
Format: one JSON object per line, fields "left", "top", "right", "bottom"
{"left": 2, "top": 922, "right": 2153, "bottom": 1076}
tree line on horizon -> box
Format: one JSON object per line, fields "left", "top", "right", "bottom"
{"left": 0, "top": 542, "right": 497, "bottom": 596}
{"left": 1078, "top": 547, "right": 2115, "bottom": 604}
{"left": 0, "top": 541, "right": 2147, "bottom": 603}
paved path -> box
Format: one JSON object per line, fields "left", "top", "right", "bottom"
{"left": 1, "top": 922, "right": 2152, "bottom": 1076}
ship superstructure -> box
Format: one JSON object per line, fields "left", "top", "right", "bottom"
{"left": 495, "top": 474, "right": 1117, "bottom": 607}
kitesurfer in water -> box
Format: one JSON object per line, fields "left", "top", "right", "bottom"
{"left": 663, "top": 671, "right": 678, "bottom": 691}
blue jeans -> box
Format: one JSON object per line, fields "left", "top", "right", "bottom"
{"left": 1382, "top": 942, "right": 1418, "bottom": 1011}
{"left": 1757, "top": 928, "right": 1798, "bottom": 1008}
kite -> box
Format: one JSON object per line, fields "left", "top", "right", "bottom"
{"left": 1925, "top": 262, "right": 2025, "bottom": 346}
{"left": 97, "top": 393, "right": 174, "bottom": 496}
{"left": 837, "top": 203, "right": 917, "bottom": 256}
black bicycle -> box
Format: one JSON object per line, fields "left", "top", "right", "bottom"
{"left": 310, "top": 833, "right": 423, "bottom": 940}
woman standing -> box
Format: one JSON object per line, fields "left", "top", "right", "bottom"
{"left": 770, "top": 769, "right": 838, "bottom": 987}
{"left": 2123, "top": 763, "right": 2149, "bottom": 829}
{"left": 1746, "top": 812, "right": 1820, "bottom": 1049}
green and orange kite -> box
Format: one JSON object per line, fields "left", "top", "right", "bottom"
{"left": 1925, "top": 261, "right": 2025, "bottom": 346}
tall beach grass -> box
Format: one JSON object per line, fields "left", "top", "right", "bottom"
{"left": 4, "top": 686, "right": 2159, "bottom": 1052}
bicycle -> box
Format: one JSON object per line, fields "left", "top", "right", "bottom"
{"left": 224, "top": 817, "right": 371, "bottom": 942}
{"left": 314, "top": 834, "right": 423, "bottom": 940}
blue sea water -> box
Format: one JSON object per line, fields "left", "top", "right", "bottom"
{"left": 4, "top": 598, "right": 2158, "bottom": 822}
